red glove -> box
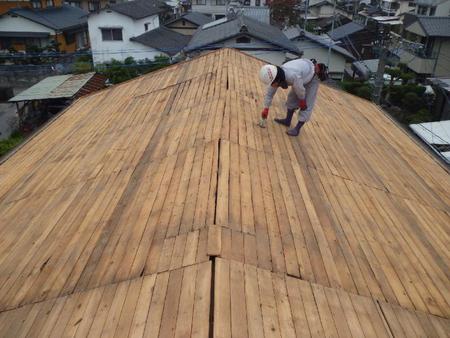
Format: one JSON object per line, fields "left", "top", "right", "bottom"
{"left": 261, "top": 108, "right": 269, "bottom": 119}
{"left": 298, "top": 99, "right": 307, "bottom": 111}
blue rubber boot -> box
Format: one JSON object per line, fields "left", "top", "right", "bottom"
{"left": 287, "top": 121, "right": 305, "bottom": 136}
{"left": 274, "top": 109, "right": 295, "bottom": 127}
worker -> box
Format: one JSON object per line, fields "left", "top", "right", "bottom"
{"left": 258, "top": 59, "right": 328, "bottom": 136}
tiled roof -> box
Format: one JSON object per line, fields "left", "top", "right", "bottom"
{"left": 6, "top": 5, "right": 87, "bottom": 30}
{"left": 186, "top": 14, "right": 300, "bottom": 54}
{"left": 131, "top": 26, "right": 191, "bottom": 55}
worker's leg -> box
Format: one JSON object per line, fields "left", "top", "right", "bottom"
{"left": 298, "top": 77, "right": 319, "bottom": 123}
{"left": 275, "top": 89, "right": 298, "bottom": 127}
{"left": 287, "top": 77, "right": 319, "bottom": 137}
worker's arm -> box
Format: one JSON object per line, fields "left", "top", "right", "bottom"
{"left": 263, "top": 85, "right": 278, "bottom": 109}
{"left": 259, "top": 85, "right": 278, "bottom": 127}
{"left": 292, "top": 77, "right": 308, "bottom": 110}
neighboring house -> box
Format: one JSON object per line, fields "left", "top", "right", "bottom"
{"left": 284, "top": 27, "right": 356, "bottom": 80}
{"left": 164, "top": 11, "right": 212, "bottom": 35}
{"left": 298, "top": 0, "right": 353, "bottom": 21}
{"left": 130, "top": 26, "right": 190, "bottom": 56}
{"left": 328, "top": 21, "right": 377, "bottom": 59}
{"left": 313, "top": 14, "right": 351, "bottom": 33}
{"left": 0, "top": 0, "right": 64, "bottom": 15}
{"left": 63, "top": 0, "right": 110, "bottom": 13}
{"left": 395, "top": 15, "right": 450, "bottom": 77}
{"left": 191, "top": 0, "right": 267, "bottom": 20}
{"left": 373, "top": 0, "right": 449, "bottom": 17}
{"left": 0, "top": 5, "right": 88, "bottom": 52}
{"left": 87, "top": 0, "right": 172, "bottom": 64}
{"left": 185, "top": 14, "right": 301, "bottom": 64}
{"left": 306, "top": 1, "right": 338, "bottom": 18}
{"left": 0, "top": 0, "right": 109, "bottom": 15}
{"left": 414, "top": 0, "right": 450, "bottom": 16}
{"left": 379, "top": 0, "right": 415, "bottom": 16}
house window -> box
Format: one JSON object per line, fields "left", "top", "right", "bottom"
{"left": 182, "top": 20, "right": 186, "bottom": 26}
{"left": 88, "top": 1, "right": 100, "bottom": 11}
{"left": 31, "top": 0, "right": 41, "bottom": 8}
{"left": 65, "top": 32, "right": 75, "bottom": 44}
{"left": 255, "top": 0, "right": 260, "bottom": 5}
{"left": 101, "top": 28, "right": 123, "bottom": 41}
{"left": 236, "top": 36, "right": 251, "bottom": 43}
{"left": 145, "top": 23, "right": 149, "bottom": 31}
{"left": 244, "top": 0, "right": 250, "bottom": 5}
{"left": 47, "top": 0, "right": 54, "bottom": 6}
{"left": 429, "top": 6, "right": 436, "bottom": 15}
{"left": 417, "top": 5, "right": 427, "bottom": 14}
{"left": 408, "top": 1, "right": 415, "bottom": 6}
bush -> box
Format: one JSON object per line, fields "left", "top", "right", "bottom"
{"left": 406, "top": 108, "right": 432, "bottom": 124}
{"left": 401, "top": 92, "right": 426, "bottom": 114}
{"left": 341, "top": 80, "right": 373, "bottom": 100}
{"left": 355, "top": 86, "right": 372, "bottom": 100}
{"left": 0, "top": 131, "right": 24, "bottom": 157}
{"left": 73, "top": 54, "right": 94, "bottom": 74}
{"left": 96, "top": 56, "right": 170, "bottom": 84}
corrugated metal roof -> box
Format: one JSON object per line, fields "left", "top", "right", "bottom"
{"left": 9, "top": 72, "right": 97, "bottom": 102}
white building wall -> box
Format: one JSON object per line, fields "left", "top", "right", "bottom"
{"left": 88, "top": 10, "right": 162, "bottom": 64}
{"left": 292, "top": 39, "right": 348, "bottom": 77}
{"left": 0, "top": 14, "right": 55, "bottom": 34}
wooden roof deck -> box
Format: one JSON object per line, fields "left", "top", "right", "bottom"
{"left": 0, "top": 48, "right": 448, "bottom": 337}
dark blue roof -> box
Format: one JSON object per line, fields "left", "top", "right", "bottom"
{"left": 7, "top": 5, "right": 87, "bottom": 30}
{"left": 109, "top": 0, "right": 170, "bottom": 20}
{"left": 329, "top": 21, "right": 365, "bottom": 41}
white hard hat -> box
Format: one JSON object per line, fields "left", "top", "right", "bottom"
{"left": 259, "top": 65, "right": 277, "bottom": 85}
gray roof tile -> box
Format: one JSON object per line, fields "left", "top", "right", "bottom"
{"left": 328, "top": 21, "right": 365, "bottom": 41}
{"left": 7, "top": 5, "right": 87, "bottom": 30}
{"left": 131, "top": 26, "right": 190, "bottom": 55}
{"left": 284, "top": 27, "right": 355, "bottom": 60}
{"left": 414, "top": 16, "right": 450, "bottom": 37}
{"left": 186, "top": 14, "right": 300, "bottom": 54}
{"left": 109, "top": 0, "right": 170, "bottom": 20}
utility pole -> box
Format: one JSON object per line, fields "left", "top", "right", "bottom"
{"left": 304, "top": 0, "right": 310, "bottom": 31}
{"left": 326, "top": 0, "right": 337, "bottom": 69}
{"left": 372, "top": 23, "right": 391, "bottom": 105}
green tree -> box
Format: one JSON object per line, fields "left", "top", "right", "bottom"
{"left": 269, "top": 0, "right": 301, "bottom": 27}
